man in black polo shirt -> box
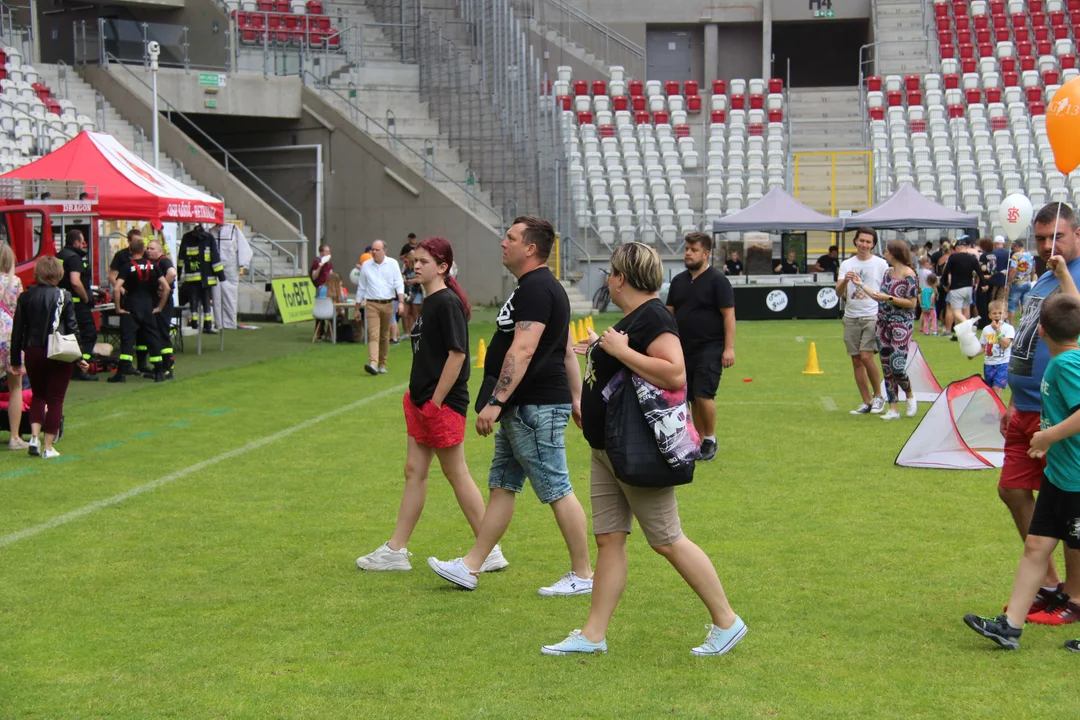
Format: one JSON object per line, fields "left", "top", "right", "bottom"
{"left": 57, "top": 229, "right": 98, "bottom": 381}
{"left": 666, "top": 232, "right": 736, "bottom": 461}
{"left": 811, "top": 245, "right": 840, "bottom": 276}
{"left": 428, "top": 216, "right": 593, "bottom": 595}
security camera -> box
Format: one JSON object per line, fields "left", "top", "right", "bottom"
{"left": 147, "top": 41, "right": 161, "bottom": 68}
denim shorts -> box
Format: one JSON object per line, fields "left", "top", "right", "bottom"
{"left": 1008, "top": 283, "right": 1032, "bottom": 314}
{"left": 488, "top": 403, "right": 573, "bottom": 504}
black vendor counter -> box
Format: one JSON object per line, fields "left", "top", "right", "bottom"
{"left": 729, "top": 275, "right": 841, "bottom": 321}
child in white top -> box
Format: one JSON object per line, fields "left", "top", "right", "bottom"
{"left": 968, "top": 300, "right": 1014, "bottom": 397}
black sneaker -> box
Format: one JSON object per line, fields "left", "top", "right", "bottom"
{"left": 364, "top": 364, "right": 378, "bottom": 376}
{"left": 153, "top": 372, "right": 167, "bottom": 383}
{"left": 699, "top": 438, "right": 717, "bottom": 461}
{"left": 107, "top": 372, "right": 126, "bottom": 384}
{"left": 121, "top": 365, "right": 140, "bottom": 376}
{"left": 1065, "top": 639, "right": 1080, "bottom": 652}
{"left": 963, "top": 613, "right": 1021, "bottom": 649}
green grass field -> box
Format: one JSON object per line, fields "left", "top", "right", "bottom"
{"left": 2, "top": 314, "right": 1079, "bottom": 719}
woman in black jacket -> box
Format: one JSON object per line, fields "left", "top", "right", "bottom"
{"left": 10, "top": 256, "right": 88, "bottom": 458}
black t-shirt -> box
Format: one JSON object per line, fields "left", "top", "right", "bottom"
{"left": 484, "top": 266, "right": 571, "bottom": 406}
{"left": 409, "top": 288, "right": 470, "bottom": 416}
{"left": 724, "top": 259, "right": 743, "bottom": 276}
{"left": 944, "top": 251, "right": 979, "bottom": 289}
{"left": 581, "top": 299, "right": 679, "bottom": 450}
{"left": 666, "top": 265, "right": 735, "bottom": 357}
{"left": 775, "top": 260, "right": 799, "bottom": 274}
{"left": 815, "top": 254, "right": 838, "bottom": 273}
{"left": 57, "top": 246, "right": 90, "bottom": 299}
{"left": 978, "top": 252, "right": 994, "bottom": 291}
{"left": 991, "top": 247, "right": 1010, "bottom": 286}
{"left": 157, "top": 256, "right": 176, "bottom": 308}
{"left": 117, "top": 256, "right": 161, "bottom": 308}
{"left": 110, "top": 248, "right": 132, "bottom": 275}
{"left": 930, "top": 249, "right": 944, "bottom": 266}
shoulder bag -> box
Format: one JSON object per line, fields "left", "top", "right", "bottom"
{"left": 603, "top": 370, "right": 699, "bottom": 488}
{"left": 47, "top": 290, "right": 82, "bottom": 362}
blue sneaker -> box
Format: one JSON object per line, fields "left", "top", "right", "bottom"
{"left": 691, "top": 616, "right": 748, "bottom": 656}
{"left": 541, "top": 629, "right": 607, "bottom": 656}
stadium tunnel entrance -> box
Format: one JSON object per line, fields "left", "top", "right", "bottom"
{"left": 771, "top": 20, "right": 870, "bottom": 87}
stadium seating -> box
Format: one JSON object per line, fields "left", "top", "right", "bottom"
{"left": 559, "top": 65, "right": 787, "bottom": 248}
{"left": 871, "top": 0, "right": 1080, "bottom": 232}
{"left": 0, "top": 45, "right": 95, "bottom": 173}
{"left": 225, "top": 0, "right": 340, "bottom": 47}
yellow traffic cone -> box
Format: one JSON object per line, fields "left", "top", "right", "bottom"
{"left": 585, "top": 315, "right": 595, "bottom": 333}
{"left": 475, "top": 338, "right": 487, "bottom": 368}
{"left": 574, "top": 319, "right": 584, "bottom": 343}
{"left": 802, "top": 342, "right": 824, "bottom": 375}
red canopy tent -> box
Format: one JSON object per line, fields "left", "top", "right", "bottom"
{"left": 1, "top": 131, "right": 223, "bottom": 228}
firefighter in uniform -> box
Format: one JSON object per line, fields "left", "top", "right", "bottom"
{"left": 179, "top": 224, "right": 225, "bottom": 334}
{"left": 57, "top": 228, "right": 98, "bottom": 381}
{"left": 109, "top": 228, "right": 152, "bottom": 375}
{"left": 212, "top": 222, "right": 252, "bottom": 330}
{"left": 146, "top": 239, "right": 177, "bottom": 380}
{"left": 108, "top": 236, "right": 170, "bottom": 384}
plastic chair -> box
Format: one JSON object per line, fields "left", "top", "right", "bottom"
{"left": 312, "top": 296, "right": 335, "bottom": 342}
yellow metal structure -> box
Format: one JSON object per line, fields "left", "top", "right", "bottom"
{"left": 792, "top": 150, "right": 873, "bottom": 255}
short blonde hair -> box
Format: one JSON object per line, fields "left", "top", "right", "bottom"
{"left": 34, "top": 256, "right": 63, "bottom": 286}
{"left": 0, "top": 242, "right": 14, "bottom": 276}
{"left": 989, "top": 299, "right": 1007, "bottom": 315}
{"left": 610, "top": 242, "right": 663, "bottom": 293}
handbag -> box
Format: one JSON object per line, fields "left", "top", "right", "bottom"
{"left": 603, "top": 370, "right": 698, "bottom": 488}
{"left": 47, "top": 290, "right": 82, "bottom": 363}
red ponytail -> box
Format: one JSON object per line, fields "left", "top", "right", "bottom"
{"left": 416, "top": 236, "right": 471, "bottom": 320}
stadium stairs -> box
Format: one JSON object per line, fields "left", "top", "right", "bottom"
{"left": 40, "top": 64, "right": 299, "bottom": 314}
{"left": 876, "top": 0, "right": 937, "bottom": 75}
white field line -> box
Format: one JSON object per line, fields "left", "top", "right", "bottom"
{"left": 795, "top": 336, "right": 805, "bottom": 342}
{"left": 0, "top": 384, "right": 407, "bottom": 550}
{"left": 820, "top": 396, "right": 838, "bottom": 412}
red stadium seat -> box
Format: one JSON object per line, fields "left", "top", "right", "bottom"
{"left": 236, "top": 11, "right": 251, "bottom": 27}
{"left": 1018, "top": 40, "right": 1033, "bottom": 56}
{"left": 631, "top": 95, "right": 646, "bottom": 111}
{"left": 869, "top": 106, "right": 885, "bottom": 120}
{"left": 1011, "top": 12, "right": 1027, "bottom": 28}
{"left": 749, "top": 93, "right": 764, "bottom": 109}
{"left": 45, "top": 98, "right": 60, "bottom": 115}
{"left": 1044, "top": 69, "right": 1060, "bottom": 84}
{"left": 998, "top": 28, "right": 1014, "bottom": 42}
{"left": 576, "top": 111, "right": 592, "bottom": 124}
{"left": 1054, "top": 24, "right": 1069, "bottom": 39}
{"left": 1000, "top": 56, "right": 1016, "bottom": 71}
{"left": 938, "top": 17, "right": 951, "bottom": 31}
{"left": 986, "top": 87, "right": 1002, "bottom": 102}
{"left": 629, "top": 80, "right": 644, "bottom": 96}
{"left": 730, "top": 94, "right": 745, "bottom": 109}
{"left": 966, "top": 88, "right": 982, "bottom": 103}
{"left": 956, "top": 14, "right": 970, "bottom": 30}
{"left": 768, "top": 108, "right": 783, "bottom": 122}
{"left": 686, "top": 95, "right": 701, "bottom": 112}
{"left": 992, "top": 14, "right": 1007, "bottom": 30}
{"left": 267, "top": 13, "right": 282, "bottom": 30}
{"left": 684, "top": 80, "right": 699, "bottom": 95}
{"left": 1027, "top": 86, "right": 1044, "bottom": 102}
{"left": 911, "top": 118, "right": 926, "bottom": 132}
{"left": 710, "top": 110, "right": 726, "bottom": 123}
{"left": 591, "top": 80, "right": 606, "bottom": 96}
{"left": 978, "top": 42, "right": 995, "bottom": 57}
{"left": 887, "top": 90, "right": 903, "bottom": 106}
{"left": 1037, "top": 40, "right": 1052, "bottom": 54}
{"left": 974, "top": 14, "right": 989, "bottom": 29}
{"left": 940, "top": 43, "right": 957, "bottom": 59}
{"left": 866, "top": 75, "right": 883, "bottom": 91}
{"left": 1044, "top": 11, "right": 1059, "bottom": 26}
{"left": 944, "top": 72, "right": 961, "bottom": 88}
{"left": 257, "top": 0, "right": 272, "bottom": 10}
{"left": 1030, "top": 0, "right": 1044, "bottom": 11}
{"left": 674, "top": 123, "right": 690, "bottom": 138}
{"left": 612, "top": 95, "right": 628, "bottom": 111}
{"left": 1061, "top": 53, "right": 1077, "bottom": 68}
{"left": 935, "top": 3, "right": 949, "bottom": 17}
{"left": 711, "top": 79, "right": 726, "bottom": 95}
{"left": 748, "top": 123, "right": 764, "bottom": 136}
{"left": 1030, "top": 100, "right": 1046, "bottom": 115}
{"left": 905, "top": 74, "right": 921, "bottom": 91}
{"left": 957, "top": 28, "right": 972, "bottom": 44}
{"left": 634, "top": 110, "right": 650, "bottom": 124}
{"left": 959, "top": 42, "right": 975, "bottom": 58}
{"left": 962, "top": 57, "right": 978, "bottom": 72}
{"left": 907, "top": 89, "right": 923, "bottom": 105}
{"left": 557, "top": 95, "right": 571, "bottom": 110}
{"left": 768, "top": 78, "right": 783, "bottom": 93}
{"left": 573, "top": 80, "right": 588, "bottom": 96}
{"left": 948, "top": 103, "right": 966, "bottom": 117}
{"left": 250, "top": 13, "right": 265, "bottom": 28}
{"left": 241, "top": 28, "right": 256, "bottom": 43}
{"left": 316, "top": 16, "right": 330, "bottom": 30}
{"left": 598, "top": 124, "right": 615, "bottom": 137}
{"left": 1071, "top": 0, "right": 1080, "bottom": 10}
{"left": 991, "top": 115, "right": 1008, "bottom": 130}
{"left": 665, "top": 80, "right": 680, "bottom": 96}
{"left": 284, "top": 14, "right": 298, "bottom": 29}
{"left": 1020, "top": 55, "right": 1037, "bottom": 70}
{"left": 1003, "top": 70, "right": 1020, "bottom": 86}
{"left": 653, "top": 110, "right": 669, "bottom": 124}
{"left": 990, "top": 0, "right": 1005, "bottom": 15}
{"left": 274, "top": 0, "right": 288, "bottom": 11}
{"left": 306, "top": 0, "right": 322, "bottom": 13}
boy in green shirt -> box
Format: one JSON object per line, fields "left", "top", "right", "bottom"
{"left": 963, "top": 285, "right": 1080, "bottom": 651}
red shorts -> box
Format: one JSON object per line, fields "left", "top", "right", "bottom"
{"left": 999, "top": 409, "right": 1047, "bottom": 491}
{"left": 403, "top": 391, "right": 465, "bottom": 449}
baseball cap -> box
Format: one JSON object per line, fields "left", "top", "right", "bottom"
{"left": 994, "top": 235, "right": 1006, "bottom": 244}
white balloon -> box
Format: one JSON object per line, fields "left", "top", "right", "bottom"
{"left": 999, "top": 193, "right": 1034, "bottom": 242}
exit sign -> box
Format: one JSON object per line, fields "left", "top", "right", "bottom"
{"left": 809, "top": 0, "right": 834, "bottom": 16}
{"left": 813, "top": 8, "right": 836, "bottom": 16}
{"left": 204, "top": 99, "right": 218, "bottom": 108}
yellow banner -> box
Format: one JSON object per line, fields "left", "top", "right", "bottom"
{"left": 271, "top": 276, "right": 317, "bottom": 323}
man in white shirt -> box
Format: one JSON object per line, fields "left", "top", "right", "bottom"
{"left": 355, "top": 239, "right": 405, "bottom": 375}
{"left": 836, "top": 227, "right": 890, "bottom": 415}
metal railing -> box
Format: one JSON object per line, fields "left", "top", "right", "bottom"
{"left": 96, "top": 54, "right": 306, "bottom": 241}
{"left": 508, "top": 0, "right": 645, "bottom": 80}
{"left": 251, "top": 231, "right": 301, "bottom": 274}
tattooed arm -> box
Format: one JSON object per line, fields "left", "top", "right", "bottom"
{"left": 475, "top": 320, "right": 546, "bottom": 436}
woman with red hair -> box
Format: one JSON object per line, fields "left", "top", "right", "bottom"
{"left": 356, "top": 237, "right": 508, "bottom": 573}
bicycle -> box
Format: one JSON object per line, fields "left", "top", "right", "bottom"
{"left": 592, "top": 268, "right": 611, "bottom": 312}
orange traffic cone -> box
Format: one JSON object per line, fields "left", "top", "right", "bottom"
{"left": 802, "top": 342, "right": 824, "bottom": 375}
{"left": 474, "top": 338, "right": 487, "bottom": 368}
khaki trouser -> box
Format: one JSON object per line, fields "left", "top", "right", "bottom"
{"left": 365, "top": 300, "right": 394, "bottom": 367}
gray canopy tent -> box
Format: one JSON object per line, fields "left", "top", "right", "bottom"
{"left": 843, "top": 184, "right": 979, "bottom": 230}
{"left": 711, "top": 187, "right": 846, "bottom": 232}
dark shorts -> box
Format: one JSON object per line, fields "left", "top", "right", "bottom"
{"left": 403, "top": 391, "right": 465, "bottom": 449}
{"left": 999, "top": 409, "right": 1047, "bottom": 491}
{"left": 1028, "top": 476, "right": 1080, "bottom": 549}
{"left": 687, "top": 353, "right": 723, "bottom": 399}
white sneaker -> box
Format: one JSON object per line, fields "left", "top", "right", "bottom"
{"left": 905, "top": 397, "right": 918, "bottom": 418}
{"left": 427, "top": 557, "right": 478, "bottom": 590}
{"left": 41, "top": 447, "right": 60, "bottom": 459}
{"left": 27, "top": 436, "right": 39, "bottom": 457}
{"left": 356, "top": 542, "right": 412, "bottom": 571}
{"left": 869, "top": 397, "right": 886, "bottom": 414}
{"left": 480, "top": 544, "right": 510, "bottom": 572}
{"left": 880, "top": 410, "right": 901, "bottom": 420}
{"left": 538, "top": 572, "right": 593, "bottom": 597}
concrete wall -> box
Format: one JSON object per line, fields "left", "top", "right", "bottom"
{"left": 80, "top": 63, "right": 303, "bottom": 243}
{"left": 109, "top": 65, "right": 303, "bottom": 118}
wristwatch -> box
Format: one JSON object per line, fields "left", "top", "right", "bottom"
{"left": 487, "top": 396, "right": 506, "bottom": 409}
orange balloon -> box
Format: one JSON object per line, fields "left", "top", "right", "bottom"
{"left": 1046, "top": 77, "right": 1080, "bottom": 175}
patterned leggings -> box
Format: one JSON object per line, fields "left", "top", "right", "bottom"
{"left": 879, "top": 343, "right": 912, "bottom": 403}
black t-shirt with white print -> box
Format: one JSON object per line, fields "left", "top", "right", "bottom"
{"left": 409, "top": 288, "right": 470, "bottom": 416}
{"left": 581, "top": 298, "right": 679, "bottom": 450}
{"left": 484, "top": 266, "right": 572, "bottom": 406}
